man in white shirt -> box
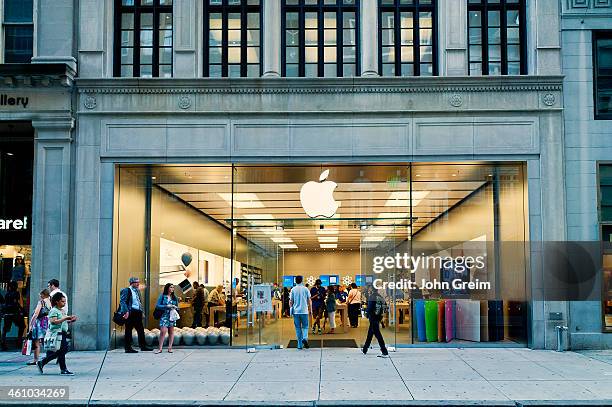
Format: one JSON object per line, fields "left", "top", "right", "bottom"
{"left": 48, "top": 279, "right": 68, "bottom": 316}
{"left": 289, "top": 276, "right": 312, "bottom": 349}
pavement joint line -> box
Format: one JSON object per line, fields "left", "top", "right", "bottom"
{"left": 317, "top": 344, "right": 322, "bottom": 401}
{"left": 389, "top": 352, "right": 415, "bottom": 400}
{"left": 125, "top": 348, "right": 195, "bottom": 401}
{"left": 221, "top": 347, "right": 255, "bottom": 401}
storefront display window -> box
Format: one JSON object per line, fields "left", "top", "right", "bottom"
{"left": 111, "top": 162, "right": 528, "bottom": 349}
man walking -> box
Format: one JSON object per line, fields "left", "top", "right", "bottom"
{"left": 289, "top": 276, "right": 311, "bottom": 350}
{"left": 310, "top": 279, "right": 326, "bottom": 335}
{"left": 119, "top": 277, "right": 152, "bottom": 353}
{"left": 48, "top": 279, "right": 68, "bottom": 316}
{"left": 362, "top": 285, "right": 389, "bottom": 358}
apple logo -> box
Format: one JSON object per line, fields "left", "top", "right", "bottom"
{"left": 300, "top": 169, "right": 340, "bottom": 218}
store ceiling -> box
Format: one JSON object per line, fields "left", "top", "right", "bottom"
{"left": 124, "top": 164, "right": 509, "bottom": 251}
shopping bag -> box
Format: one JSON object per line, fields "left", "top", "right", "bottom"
{"left": 21, "top": 339, "right": 32, "bottom": 356}
{"left": 169, "top": 309, "right": 180, "bottom": 322}
{"left": 43, "top": 331, "right": 62, "bottom": 352}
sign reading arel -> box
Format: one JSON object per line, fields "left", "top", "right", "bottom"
{"left": 0, "top": 216, "right": 28, "bottom": 230}
{"left": 0, "top": 94, "right": 29, "bottom": 108}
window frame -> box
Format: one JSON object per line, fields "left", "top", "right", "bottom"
{"left": 598, "top": 163, "right": 612, "bottom": 333}
{"left": 594, "top": 31, "right": 612, "bottom": 120}
{"left": 113, "top": 0, "right": 174, "bottom": 78}
{"left": 203, "top": 0, "right": 263, "bottom": 78}
{"left": 467, "top": 0, "right": 526, "bottom": 76}
{"left": 377, "top": 0, "right": 438, "bottom": 77}
{"left": 2, "top": 0, "right": 34, "bottom": 64}
{"left": 281, "top": 0, "right": 360, "bottom": 78}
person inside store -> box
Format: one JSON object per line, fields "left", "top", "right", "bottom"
{"left": 361, "top": 285, "right": 389, "bottom": 358}
{"left": 155, "top": 283, "right": 179, "bottom": 353}
{"left": 191, "top": 281, "right": 205, "bottom": 328}
{"left": 323, "top": 285, "right": 337, "bottom": 334}
{"left": 27, "top": 289, "right": 51, "bottom": 365}
{"left": 336, "top": 285, "right": 348, "bottom": 303}
{"left": 347, "top": 283, "right": 362, "bottom": 328}
{"left": 310, "top": 279, "right": 326, "bottom": 335}
{"left": 47, "top": 279, "right": 68, "bottom": 316}
{"left": 11, "top": 257, "right": 26, "bottom": 287}
{"left": 282, "top": 286, "right": 290, "bottom": 317}
{"left": 37, "top": 292, "right": 78, "bottom": 375}
{"left": 119, "top": 277, "right": 152, "bottom": 353}
{"left": 1, "top": 281, "right": 25, "bottom": 350}
{"left": 289, "top": 275, "right": 312, "bottom": 349}
{"left": 207, "top": 284, "right": 226, "bottom": 327}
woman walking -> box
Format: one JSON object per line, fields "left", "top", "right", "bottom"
{"left": 37, "top": 292, "right": 78, "bottom": 375}
{"left": 27, "top": 289, "right": 51, "bottom": 366}
{"left": 347, "top": 283, "right": 362, "bottom": 328}
{"left": 155, "top": 283, "right": 179, "bottom": 353}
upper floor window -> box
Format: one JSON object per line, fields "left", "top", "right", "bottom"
{"left": 379, "top": 0, "right": 436, "bottom": 77}
{"left": 114, "top": 0, "right": 173, "bottom": 78}
{"left": 594, "top": 31, "right": 612, "bottom": 120}
{"left": 282, "top": 0, "right": 359, "bottom": 77}
{"left": 468, "top": 0, "right": 525, "bottom": 76}
{"left": 3, "top": 0, "right": 33, "bottom": 63}
{"left": 204, "top": 0, "right": 261, "bottom": 78}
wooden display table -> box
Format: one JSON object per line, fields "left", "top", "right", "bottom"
{"left": 336, "top": 303, "right": 349, "bottom": 333}
{"left": 208, "top": 305, "right": 226, "bottom": 327}
{"left": 389, "top": 301, "right": 411, "bottom": 332}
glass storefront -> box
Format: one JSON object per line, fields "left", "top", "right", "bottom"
{"left": 111, "top": 162, "right": 529, "bottom": 349}
{"left": 0, "top": 121, "right": 34, "bottom": 350}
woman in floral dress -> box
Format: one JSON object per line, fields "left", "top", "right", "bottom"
{"left": 155, "top": 283, "right": 179, "bottom": 353}
{"left": 27, "top": 289, "right": 51, "bottom": 365}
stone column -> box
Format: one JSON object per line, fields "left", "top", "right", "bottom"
{"left": 441, "top": 0, "right": 468, "bottom": 76}
{"left": 30, "top": 118, "right": 74, "bottom": 312}
{"left": 174, "top": 0, "right": 199, "bottom": 77}
{"left": 78, "top": 0, "right": 107, "bottom": 77}
{"left": 534, "top": 0, "right": 561, "bottom": 75}
{"left": 360, "top": 0, "right": 378, "bottom": 76}
{"left": 32, "top": 0, "right": 76, "bottom": 70}
{"left": 263, "top": 0, "right": 281, "bottom": 77}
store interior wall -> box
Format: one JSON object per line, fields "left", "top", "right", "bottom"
{"left": 282, "top": 251, "right": 361, "bottom": 281}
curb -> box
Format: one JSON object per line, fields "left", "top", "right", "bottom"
{"left": 2, "top": 400, "right": 611, "bottom": 407}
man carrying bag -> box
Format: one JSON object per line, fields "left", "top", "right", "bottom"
{"left": 119, "top": 277, "right": 152, "bottom": 353}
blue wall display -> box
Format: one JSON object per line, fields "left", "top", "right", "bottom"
{"left": 283, "top": 275, "right": 296, "bottom": 287}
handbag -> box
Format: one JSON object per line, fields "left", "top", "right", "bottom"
{"left": 43, "top": 330, "right": 62, "bottom": 352}
{"left": 153, "top": 307, "right": 164, "bottom": 320}
{"left": 21, "top": 338, "right": 32, "bottom": 356}
{"left": 169, "top": 308, "right": 180, "bottom": 322}
{"left": 113, "top": 310, "right": 126, "bottom": 326}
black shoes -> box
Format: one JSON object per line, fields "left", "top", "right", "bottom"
{"left": 61, "top": 370, "right": 75, "bottom": 376}
{"left": 377, "top": 354, "right": 390, "bottom": 358}
{"left": 302, "top": 339, "right": 310, "bottom": 349}
{"left": 125, "top": 348, "right": 138, "bottom": 353}
{"left": 37, "top": 361, "right": 43, "bottom": 374}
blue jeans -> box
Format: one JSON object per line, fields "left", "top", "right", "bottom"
{"left": 293, "top": 314, "right": 309, "bottom": 348}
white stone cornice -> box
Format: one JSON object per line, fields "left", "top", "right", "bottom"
{"left": 77, "top": 76, "right": 563, "bottom": 95}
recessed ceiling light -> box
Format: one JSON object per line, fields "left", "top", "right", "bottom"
{"left": 318, "top": 236, "right": 338, "bottom": 243}
{"left": 377, "top": 212, "right": 406, "bottom": 219}
{"left": 279, "top": 244, "right": 298, "bottom": 249}
{"left": 218, "top": 193, "right": 265, "bottom": 208}
{"left": 320, "top": 244, "right": 337, "bottom": 249}
{"left": 271, "top": 237, "right": 293, "bottom": 243}
{"left": 452, "top": 174, "right": 457, "bottom": 177}
{"left": 151, "top": 176, "right": 157, "bottom": 180}
{"left": 385, "top": 191, "right": 430, "bottom": 207}
{"left": 316, "top": 228, "right": 338, "bottom": 235}
{"left": 415, "top": 174, "right": 421, "bottom": 177}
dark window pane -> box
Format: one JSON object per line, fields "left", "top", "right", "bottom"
{"left": 140, "top": 30, "right": 153, "bottom": 46}
{"left": 141, "top": 13, "right": 153, "bottom": 29}
{"left": 160, "top": 47, "right": 172, "bottom": 64}
{"left": 382, "top": 63, "right": 395, "bottom": 76}
{"left": 596, "top": 36, "right": 612, "bottom": 117}
{"left": 140, "top": 65, "right": 153, "bottom": 77}
{"left": 420, "top": 45, "right": 432, "bottom": 63}
{"left": 4, "top": 25, "right": 33, "bottom": 63}
{"left": 508, "top": 61, "right": 520, "bottom": 75}
{"left": 140, "top": 47, "right": 153, "bottom": 64}
{"left": 420, "top": 63, "right": 433, "bottom": 76}
{"left": 121, "top": 48, "right": 134, "bottom": 65}
{"left": 286, "top": 64, "right": 299, "bottom": 77}
{"left": 4, "top": 0, "right": 33, "bottom": 22}
{"left": 381, "top": 12, "right": 394, "bottom": 29}
{"left": 122, "top": 13, "right": 134, "bottom": 30}
{"left": 209, "top": 47, "right": 222, "bottom": 63}
{"left": 305, "top": 64, "right": 318, "bottom": 77}
{"left": 488, "top": 28, "right": 501, "bottom": 44}
{"left": 469, "top": 27, "right": 482, "bottom": 45}
{"left": 121, "top": 65, "right": 133, "bottom": 77}
{"left": 488, "top": 62, "right": 501, "bottom": 75}
{"left": 209, "top": 65, "right": 222, "bottom": 77}
{"left": 247, "top": 64, "right": 260, "bottom": 77}
{"left": 324, "top": 63, "right": 336, "bottom": 77}
{"left": 287, "top": 30, "right": 300, "bottom": 45}
{"left": 343, "top": 64, "right": 355, "bottom": 76}
{"left": 160, "top": 13, "right": 172, "bottom": 30}
{"left": 470, "top": 62, "right": 482, "bottom": 75}
{"left": 159, "top": 30, "right": 172, "bottom": 47}
{"left": 401, "top": 63, "right": 413, "bottom": 76}
{"left": 469, "top": 45, "right": 482, "bottom": 62}
{"left": 469, "top": 11, "right": 481, "bottom": 27}
{"left": 159, "top": 65, "right": 172, "bottom": 77}
{"left": 228, "top": 64, "right": 241, "bottom": 77}
{"left": 488, "top": 11, "right": 500, "bottom": 27}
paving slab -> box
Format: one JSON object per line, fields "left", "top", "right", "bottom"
{"left": 225, "top": 380, "right": 319, "bottom": 401}
{"left": 465, "top": 360, "right": 564, "bottom": 381}
{"left": 319, "top": 380, "right": 413, "bottom": 401}
{"left": 241, "top": 361, "right": 320, "bottom": 382}
{"left": 407, "top": 380, "right": 510, "bottom": 401}
{"left": 130, "top": 380, "right": 234, "bottom": 400}
{"left": 490, "top": 380, "right": 600, "bottom": 400}
{"left": 394, "top": 360, "right": 483, "bottom": 381}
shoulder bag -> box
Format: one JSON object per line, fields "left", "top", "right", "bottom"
{"left": 43, "top": 330, "right": 62, "bottom": 352}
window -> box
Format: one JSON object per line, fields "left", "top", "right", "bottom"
{"left": 282, "top": 0, "right": 359, "bottom": 78}
{"left": 379, "top": 0, "right": 436, "bottom": 77}
{"left": 595, "top": 32, "right": 612, "bottom": 120}
{"left": 114, "top": 0, "right": 173, "bottom": 78}
{"left": 467, "top": 0, "right": 525, "bottom": 76}
{"left": 3, "top": 0, "right": 33, "bottom": 63}
{"left": 204, "top": 0, "right": 261, "bottom": 78}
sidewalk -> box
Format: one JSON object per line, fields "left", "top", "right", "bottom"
{"left": 0, "top": 347, "right": 611, "bottom": 406}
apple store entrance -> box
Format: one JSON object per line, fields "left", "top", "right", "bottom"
{"left": 112, "top": 163, "right": 530, "bottom": 350}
